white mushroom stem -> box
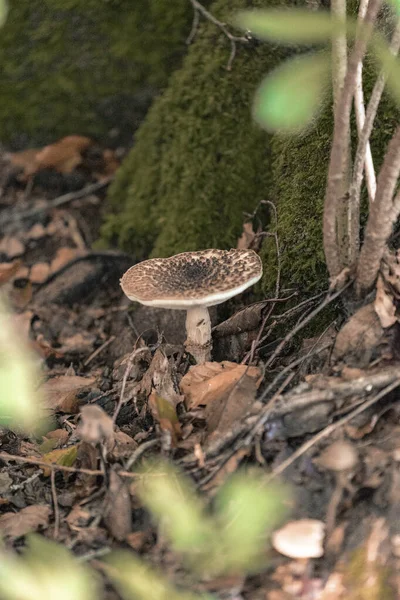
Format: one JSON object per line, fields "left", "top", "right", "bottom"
{"left": 185, "top": 306, "right": 212, "bottom": 364}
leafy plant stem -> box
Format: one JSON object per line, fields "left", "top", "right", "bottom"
{"left": 323, "top": 0, "right": 383, "bottom": 280}
{"left": 356, "top": 124, "right": 400, "bottom": 294}
{"left": 349, "top": 20, "right": 400, "bottom": 264}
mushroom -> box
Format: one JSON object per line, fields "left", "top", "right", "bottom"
{"left": 120, "top": 249, "right": 263, "bottom": 364}
{"left": 314, "top": 440, "right": 358, "bottom": 535}
{"left": 272, "top": 519, "right": 325, "bottom": 561}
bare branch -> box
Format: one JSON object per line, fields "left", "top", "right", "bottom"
{"left": 354, "top": 0, "right": 377, "bottom": 204}
{"left": 356, "top": 125, "right": 400, "bottom": 294}
{"left": 323, "top": 0, "right": 383, "bottom": 279}
{"left": 349, "top": 20, "right": 400, "bottom": 263}
{"left": 187, "top": 0, "right": 249, "bottom": 70}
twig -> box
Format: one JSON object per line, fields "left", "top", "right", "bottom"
{"left": 83, "top": 336, "right": 116, "bottom": 367}
{"left": 268, "top": 378, "right": 400, "bottom": 480}
{"left": 50, "top": 469, "right": 60, "bottom": 540}
{"left": 349, "top": 20, "right": 400, "bottom": 261}
{"left": 263, "top": 281, "right": 351, "bottom": 369}
{"left": 187, "top": 0, "right": 249, "bottom": 70}
{"left": 356, "top": 125, "right": 400, "bottom": 294}
{"left": 112, "top": 347, "right": 149, "bottom": 425}
{"left": 0, "top": 451, "right": 162, "bottom": 480}
{"left": 323, "top": 0, "right": 383, "bottom": 278}
{"left": 354, "top": 0, "right": 377, "bottom": 204}
{"left": 0, "top": 178, "right": 112, "bottom": 226}
{"left": 186, "top": 5, "right": 200, "bottom": 45}
{"left": 124, "top": 438, "right": 160, "bottom": 471}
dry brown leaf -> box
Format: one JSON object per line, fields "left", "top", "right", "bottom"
{"left": 0, "top": 236, "right": 25, "bottom": 259}
{"left": 29, "top": 262, "right": 50, "bottom": 284}
{"left": 141, "top": 348, "right": 182, "bottom": 406}
{"left": 57, "top": 332, "right": 96, "bottom": 355}
{"left": 149, "top": 390, "right": 181, "bottom": 445}
{"left": 0, "top": 260, "right": 22, "bottom": 286}
{"left": 111, "top": 431, "right": 138, "bottom": 460}
{"left": 25, "top": 223, "right": 47, "bottom": 241}
{"left": 66, "top": 505, "right": 92, "bottom": 531}
{"left": 0, "top": 505, "right": 51, "bottom": 539}
{"left": 32, "top": 135, "right": 93, "bottom": 175}
{"left": 41, "top": 374, "right": 96, "bottom": 411}
{"left": 374, "top": 275, "right": 397, "bottom": 328}
{"left": 237, "top": 221, "right": 256, "bottom": 250}
{"left": 10, "top": 277, "right": 32, "bottom": 309}
{"left": 9, "top": 148, "right": 40, "bottom": 177}
{"left": 104, "top": 469, "right": 132, "bottom": 541}
{"left": 180, "top": 361, "right": 261, "bottom": 409}
{"left": 205, "top": 370, "right": 260, "bottom": 436}
{"left": 77, "top": 405, "right": 115, "bottom": 451}
{"left": 44, "top": 428, "right": 69, "bottom": 446}
{"left": 50, "top": 247, "right": 85, "bottom": 273}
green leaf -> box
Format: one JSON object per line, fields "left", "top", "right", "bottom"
{"left": 372, "top": 33, "right": 400, "bottom": 106}
{"left": 0, "top": 535, "right": 97, "bottom": 600}
{"left": 387, "top": 0, "right": 400, "bottom": 17}
{"left": 236, "top": 9, "right": 352, "bottom": 44}
{"left": 253, "top": 53, "right": 331, "bottom": 132}
{"left": 105, "top": 552, "right": 210, "bottom": 600}
{"left": 0, "top": 0, "right": 8, "bottom": 27}
{"left": 214, "top": 472, "right": 288, "bottom": 571}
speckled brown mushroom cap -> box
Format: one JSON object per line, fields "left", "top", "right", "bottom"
{"left": 120, "top": 249, "right": 263, "bottom": 310}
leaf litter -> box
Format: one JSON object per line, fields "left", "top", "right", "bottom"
{"left": 1, "top": 139, "right": 400, "bottom": 599}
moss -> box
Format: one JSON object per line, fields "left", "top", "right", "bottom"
{"left": 102, "top": 0, "right": 292, "bottom": 262}
{"left": 261, "top": 52, "right": 400, "bottom": 294}
{"left": 0, "top": 0, "right": 194, "bottom": 147}
{"left": 102, "top": 0, "right": 400, "bottom": 296}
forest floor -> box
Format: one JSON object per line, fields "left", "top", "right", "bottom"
{"left": 0, "top": 137, "right": 400, "bottom": 600}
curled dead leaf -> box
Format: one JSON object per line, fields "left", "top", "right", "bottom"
{"left": 104, "top": 469, "right": 132, "bottom": 541}
{"left": 0, "top": 505, "right": 51, "bottom": 539}
{"left": 180, "top": 361, "right": 262, "bottom": 409}
{"left": 41, "top": 374, "right": 96, "bottom": 412}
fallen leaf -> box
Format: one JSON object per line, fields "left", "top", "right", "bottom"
{"left": 0, "top": 505, "right": 51, "bottom": 539}
{"left": 50, "top": 247, "right": 85, "bottom": 273}
{"left": 0, "top": 236, "right": 25, "bottom": 259}
{"left": 66, "top": 505, "right": 92, "bottom": 531}
{"left": 0, "top": 260, "right": 22, "bottom": 286}
{"left": 41, "top": 374, "right": 96, "bottom": 412}
{"left": 29, "top": 262, "right": 50, "bottom": 284}
{"left": 32, "top": 135, "right": 93, "bottom": 175}
{"left": 141, "top": 348, "right": 182, "bottom": 406}
{"left": 77, "top": 404, "right": 115, "bottom": 451}
{"left": 111, "top": 431, "right": 138, "bottom": 460}
{"left": 237, "top": 221, "right": 256, "bottom": 249}
{"left": 24, "top": 223, "right": 47, "bottom": 241}
{"left": 205, "top": 369, "right": 260, "bottom": 436}
{"left": 149, "top": 390, "right": 181, "bottom": 445}
{"left": 9, "top": 148, "right": 40, "bottom": 178}
{"left": 374, "top": 275, "right": 397, "bottom": 328}
{"left": 45, "top": 428, "right": 70, "bottom": 446}
{"left": 180, "top": 361, "right": 261, "bottom": 409}
{"left": 104, "top": 469, "right": 132, "bottom": 541}
{"left": 10, "top": 277, "right": 32, "bottom": 309}
{"left": 41, "top": 445, "right": 78, "bottom": 476}
{"left": 57, "top": 332, "right": 96, "bottom": 355}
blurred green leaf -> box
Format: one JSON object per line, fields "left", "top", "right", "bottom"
{"left": 253, "top": 52, "right": 331, "bottom": 132}
{"left": 0, "top": 535, "right": 98, "bottom": 600}
{"left": 0, "top": 296, "right": 47, "bottom": 433}
{"left": 214, "top": 472, "right": 288, "bottom": 571}
{"left": 236, "top": 9, "right": 355, "bottom": 44}
{"left": 138, "top": 461, "right": 213, "bottom": 552}
{"left": 387, "top": 0, "right": 400, "bottom": 16}
{"left": 105, "top": 552, "right": 210, "bottom": 600}
{"left": 372, "top": 33, "right": 400, "bottom": 106}
{"left": 0, "top": 0, "right": 8, "bottom": 27}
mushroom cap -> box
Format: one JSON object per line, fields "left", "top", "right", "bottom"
{"left": 120, "top": 249, "right": 263, "bottom": 310}
{"left": 272, "top": 519, "right": 325, "bottom": 559}
{"left": 315, "top": 440, "right": 358, "bottom": 472}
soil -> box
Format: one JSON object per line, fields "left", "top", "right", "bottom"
{"left": 0, "top": 152, "right": 400, "bottom": 600}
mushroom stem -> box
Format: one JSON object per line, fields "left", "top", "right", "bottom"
{"left": 185, "top": 306, "right": 212, "bottom": 364}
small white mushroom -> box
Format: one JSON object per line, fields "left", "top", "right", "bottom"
{"left": 272, "top": 519, "right": 325, "bottom": 560}
{"left": 314, "top": 440, "right": 358, "bottom": 535}
{"left": 120, "top": 249, "right": 263, "bottom": 364}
